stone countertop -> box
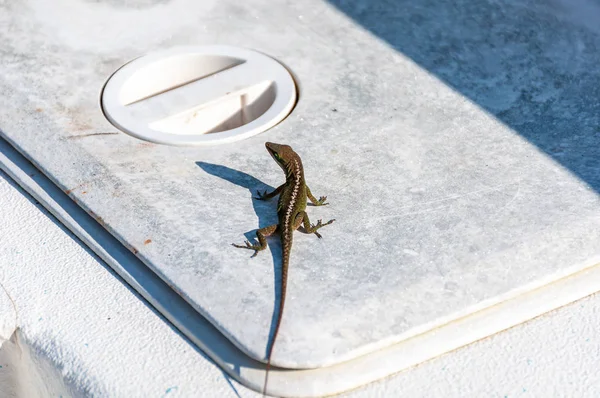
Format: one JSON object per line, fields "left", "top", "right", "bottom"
{"left": 1, "top": 167, "right": 599, "bottom": 397}
{"left": 1, "top": 0, "right": 600, "bottom": 373}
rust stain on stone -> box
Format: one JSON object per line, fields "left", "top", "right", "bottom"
{"left": 65, "top": 182, "right": 87, "bottom": 195}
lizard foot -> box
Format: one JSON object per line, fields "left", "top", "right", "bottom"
{"left": 310, "top": 218, "right": 336, "bottom": 238}
{"left": 232, "top": 241, "right": 262, "bottom": 257}
{"left": 315, "top": 196, "right": 329, "bottom": 206}
{"left": 254, "top": 190, "right": 268, "bottom": 200}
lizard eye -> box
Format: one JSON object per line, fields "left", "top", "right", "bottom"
{"left": 273, "top": 152, "right": 282, "bottom": 161}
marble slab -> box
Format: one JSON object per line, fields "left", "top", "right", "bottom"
{"left": 4, "top": 134, "right": 600, "bottom": 398}
{"left": 1, "top": 0, "right": 600, "bottom": 375}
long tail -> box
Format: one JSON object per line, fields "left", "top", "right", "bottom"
{"left": 263, "top": 230, "right": 292, "bottom": 396}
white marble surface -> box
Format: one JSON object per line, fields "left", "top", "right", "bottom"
{"left": 1, "top": 169, "right": 599, "bottom": 397}
{"left": 5, "top": 135, "right": 598, "bottom": 398}
{"left": 1, "top": 0, "right": 600, "bottom": 373}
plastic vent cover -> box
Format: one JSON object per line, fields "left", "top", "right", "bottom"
{"left": 101, "top": 45, "right": 297, "bottom": 146}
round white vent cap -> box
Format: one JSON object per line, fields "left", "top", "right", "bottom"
{"left": 101, "top": 45, "right": 297, "bottom": 146}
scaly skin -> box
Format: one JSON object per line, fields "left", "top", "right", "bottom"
{"left": 232, "top": 142, "right": 335, "bottom": 396}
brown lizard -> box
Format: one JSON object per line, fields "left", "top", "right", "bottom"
{"left": 233, "top": 142, "right": 335, "bottom": 396}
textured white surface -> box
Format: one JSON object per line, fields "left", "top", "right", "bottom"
{"left": 2, "top": 0, "right": 600, "bottom": 372}
{"left": 0, "top": 171, "right": 599, "bottom": 397}
{"left": 0, "top": 172, "right": 247, "bottom": 398}
{"left": 5, "top": 132, "right": 598, "bottom": 398}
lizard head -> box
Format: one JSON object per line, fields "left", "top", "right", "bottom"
{"left": 265, "top": 142, "right": 296, "bottom": 170}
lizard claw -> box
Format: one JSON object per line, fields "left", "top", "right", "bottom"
{"left": 232, "top": 240, "right": 259, "bottom": 253}
{"left": 254, "top": 190, "right": 266, "bottom": 200}
{"left": 316, "top": 196, "right": 329, "bottom": 206}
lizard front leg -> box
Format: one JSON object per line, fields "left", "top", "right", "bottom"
{"left": 232, "top": 224, "right": 278, "bottom": 257}
{"left": 255, "top": 184, "right": 284, "bottom": 201}
{"left": 295, "top": 211, "right": 335, "bottom": 239}
{"left": 306, "top": 186, "right": 329, "bottom": 206}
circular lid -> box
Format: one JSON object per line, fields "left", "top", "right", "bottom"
{"left": 101, "top": 45, "right": 297, "bottom": 146}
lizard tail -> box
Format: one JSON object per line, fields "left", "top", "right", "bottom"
{"left": 263, "top": 230, "right": 292, "bottom": 396}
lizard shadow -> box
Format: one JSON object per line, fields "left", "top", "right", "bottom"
{"left": 195, "top": 161, "right": 285, "bottom": 359}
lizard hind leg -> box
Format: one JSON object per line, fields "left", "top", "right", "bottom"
{"left": 295, "top": 211, "right": 335, "bottom": 239}
{"left": 232, "top": 224, "right": 278, "bottom": 257}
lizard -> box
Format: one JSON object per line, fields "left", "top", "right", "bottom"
{"left": 232, "top": 142, "right": 335, "bottom": 396}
